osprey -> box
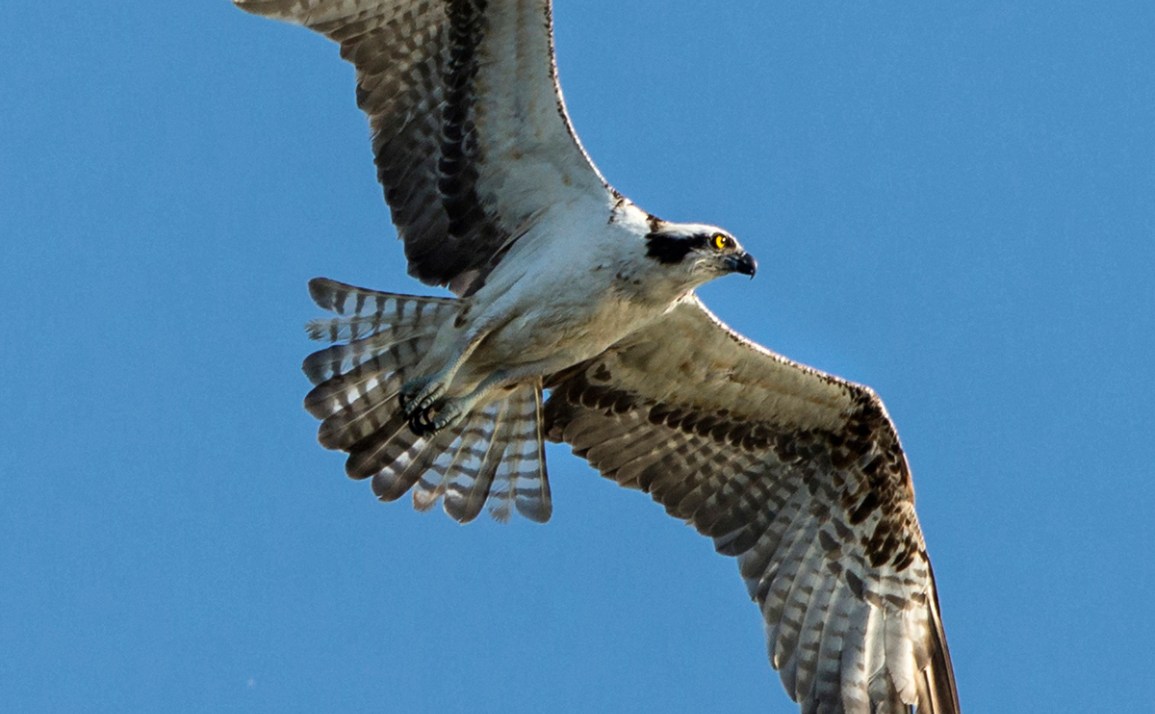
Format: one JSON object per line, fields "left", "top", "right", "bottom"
{"left": 235, "top": 1, "right": 960, "bottom": 712}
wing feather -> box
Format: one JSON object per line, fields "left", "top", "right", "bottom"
{"left": 838, "top": 603, "right": 873, "bottom": 714}
{"left": 794, "top": 561, "right": 839, "bottom": 702}
{"left": 235, "top": 0, "right": 614, "bottom": 292}
{"left": 544, "top": 296, "right": 959, "bottom": 714}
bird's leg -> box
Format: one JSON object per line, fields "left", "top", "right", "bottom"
{"left": 420, "top": 362, "right": 551, "bottom": 435}
{"left": 399, "top": 320, "right": 494, "bottom": 422}
{"left": 417, "top": 368, "right": 518, "bottom": 434}
{"left": 400, "top": 370, "right": 454, "bottom": 420}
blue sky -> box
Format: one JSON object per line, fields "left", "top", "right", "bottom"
{"left": 3, "top": 1, "right": 1154, "bottom": 711}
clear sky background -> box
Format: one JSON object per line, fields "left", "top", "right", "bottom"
{"left": 3, "top": 2, "right": 1153, "bottom": 712}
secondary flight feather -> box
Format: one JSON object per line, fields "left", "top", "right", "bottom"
{"left": 234, "top": 1, "right": 959, "bottom": 711}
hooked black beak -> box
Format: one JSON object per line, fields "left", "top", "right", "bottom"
{"left": 728, "top": 251, "right": 757, "bottom": 278}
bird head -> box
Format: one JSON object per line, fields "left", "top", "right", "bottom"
{"left": 644, "top": 223, "right": 757, "bottom": 284}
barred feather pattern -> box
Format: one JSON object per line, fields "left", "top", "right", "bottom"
{"left": 407, "top": 383, "right": 551, "bottom": 522}
{"left": 543, "top": 298, "right": 959, "bottom": 714}
{"left": 234, "top": 0, "right": 612, "bottom": 292}
{"left": 303, "top": 277, "right": 551, "bottom": 522}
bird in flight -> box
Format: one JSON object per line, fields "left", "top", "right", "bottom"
{"left": 234, "top": 1, "right": 960, "bottom": 712}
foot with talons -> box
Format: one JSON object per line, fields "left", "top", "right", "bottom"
{"left": 406, "top": 398, "right": 467, "bottom": 437}
{"left": 407, "top": 402, "right": 440, "bottom": 436}
{"left": 399, "top": 376, "right": 448, "bottom": 419}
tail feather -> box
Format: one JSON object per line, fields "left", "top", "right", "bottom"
{"left": 305, "top": 277, "right": 456, "bottom": 343}
{"left": 306, "top": 347, "right": 424, "bottom": 450}
{"left": 303, "top": 279, "right": 454, "bottom": 451}
{"left": 307, "top": 368, "right": 404, "bottom": 451}
{"left": 305, "top": 352, "right": 404, "bottom": 420}
{"left": 303, "top": 325, "right": 431, "bottom": 385}
{"left": 444, "top": 398, "right": 514, "bottom": 523}
{"left": 304, "top": 278, "right": 552, "bottom": 523}
{"left": 308, "top": 277, "right": 456, "bottom": 318}
{"left": 412, "top": 383, "right": 551, "bottom": 524}
{"left": 412, "top": 419, "right": 488, "bottom": 513}
{"left": 347, "top": 412, "right": 422, "bottom": 485}
{"left": 483, "top": 397, "right": 524, "bottom": 523}
{"left": 495, "top": 385, "right": 551, "bottom": 523}
{"left": 306, "top": 314, "right": 396, "bottom": 343}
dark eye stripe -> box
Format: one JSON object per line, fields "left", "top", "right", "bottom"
{"left": 645, "top": 232, "right": 701, "bottom": 263}
{"left": 645, "top": 230, "right": 732, "bottom": 264}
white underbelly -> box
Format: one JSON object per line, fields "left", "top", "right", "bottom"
{"left": 484, "top": 293, "right": 657, "bottom": 371}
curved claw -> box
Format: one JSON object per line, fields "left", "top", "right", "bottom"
{"left": 405, "top": 397, "right": 468, "bottom": 437}
{"left": 407, "top": 404, "right": 439, "bottom": 436}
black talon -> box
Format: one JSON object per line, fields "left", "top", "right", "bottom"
{"left": 407, "top": 404, "right": 440, "bottom": 436}
{"left": 408, "top": 415, "right": 426, "bottom": 436}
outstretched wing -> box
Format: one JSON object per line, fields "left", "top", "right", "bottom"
{"left": 544, "top": 296, "right": 959, "bottom": 714}
{"left": 235, "top": 0, "right": 614, "bottom": 293}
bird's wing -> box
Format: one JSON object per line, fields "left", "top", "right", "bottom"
{"left": 544, "top": 296, "right": 959, "bottom": 714}
{"left": 235, "top": 0, "right": 614, "bottom": 293}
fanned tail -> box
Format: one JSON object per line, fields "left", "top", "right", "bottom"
{"left": 302, "top": 278, "right": 552, "bottom": 523}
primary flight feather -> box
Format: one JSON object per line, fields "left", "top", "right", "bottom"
{"left": 234, "top": 1, "right": 959, "bottom": 711}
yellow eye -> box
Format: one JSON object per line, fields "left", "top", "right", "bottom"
{"left": 712, "top": 233, "right": 730, "bottom": 251}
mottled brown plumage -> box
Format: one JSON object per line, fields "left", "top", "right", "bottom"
{"left": 545, "top": 296, "right": 958, "bottom": 713}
